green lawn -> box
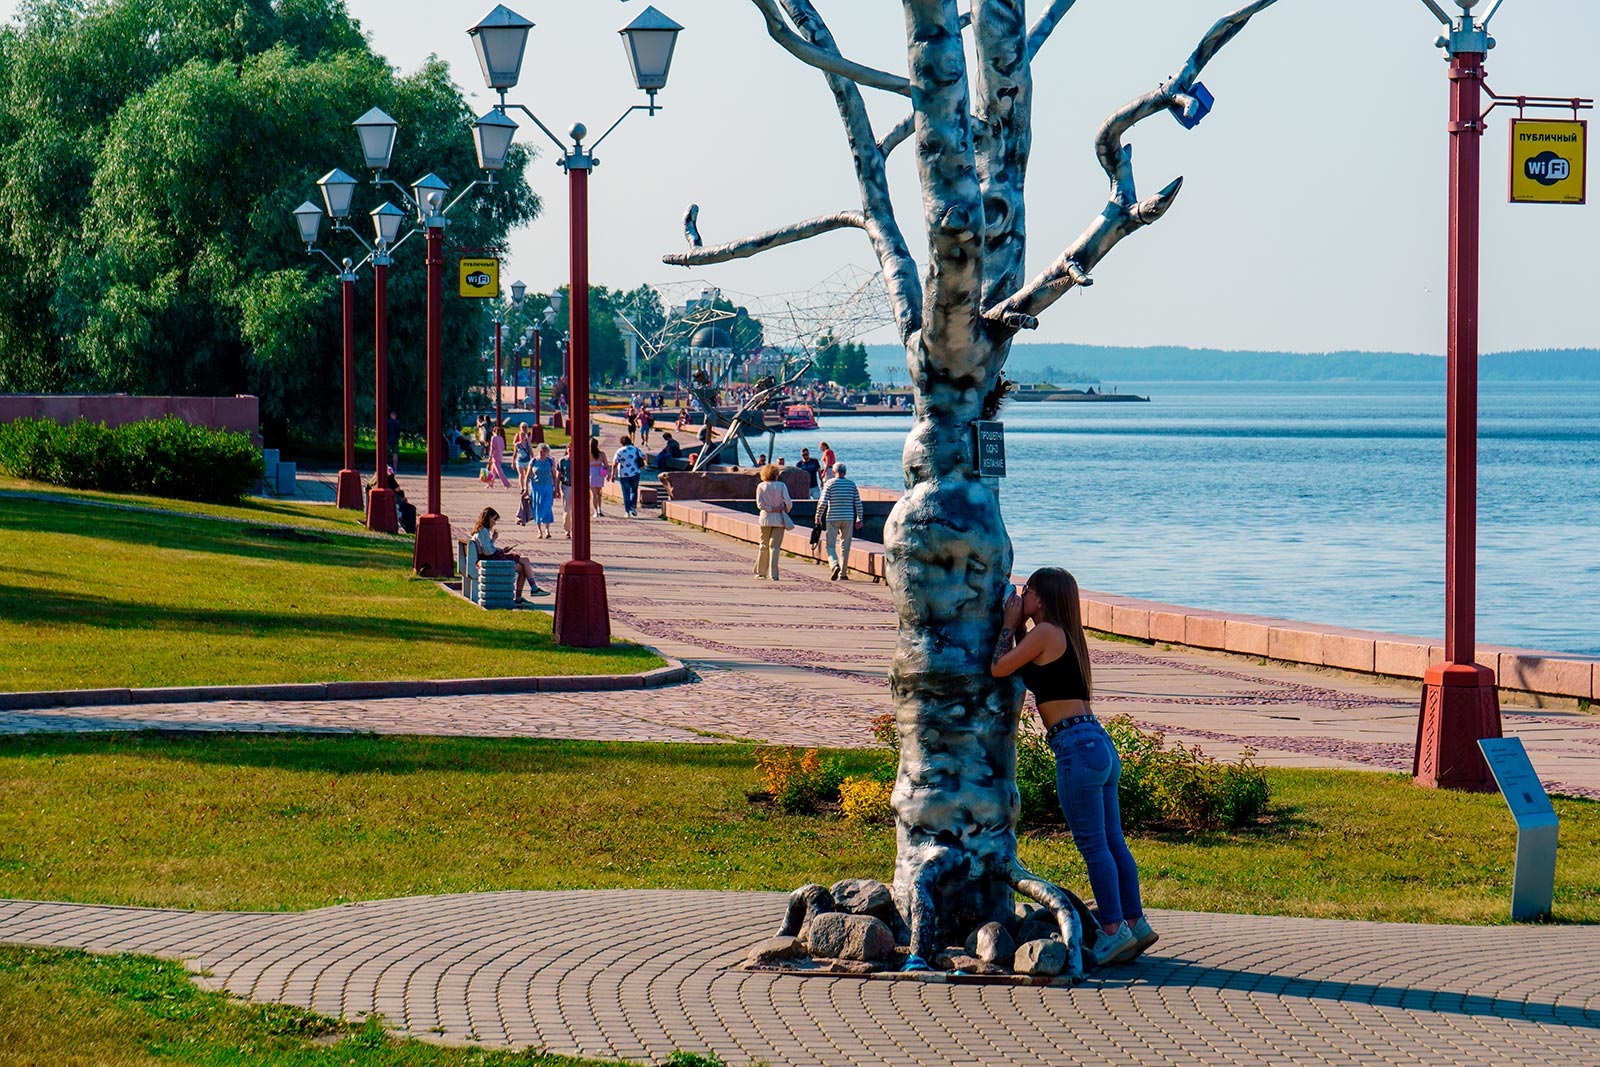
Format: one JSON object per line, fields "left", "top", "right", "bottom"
{"left": 0, "top": 947, "right": 634, "bottom": 1067}
{"left": 1, "top": 733, "right": 1595, "bottom": 925}
{"left": 0, "top": 495, "right": 660, "bottom": 692}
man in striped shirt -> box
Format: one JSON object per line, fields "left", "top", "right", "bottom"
{"left": 818, "top": 462, "right": 863, "bottom": 581}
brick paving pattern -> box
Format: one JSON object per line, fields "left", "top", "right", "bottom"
{"left": 2, "top": 890, "right": 1596, "bottom": 1066}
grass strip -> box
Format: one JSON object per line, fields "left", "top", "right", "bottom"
{"left": 0, "top": 946, "right": 630, "bottom": 1066}
{"left": 0, "top": 496, "right": 660, "bottom": 692}
{"left": 1, "top": 733, "right": 1595, "bottom": 925}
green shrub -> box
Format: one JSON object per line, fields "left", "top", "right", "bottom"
{"left": 1017, "top": 714, "right": 1272, "bottom": 833}
{"left": 0, "top": 417, "right": 263, "bottom": 503}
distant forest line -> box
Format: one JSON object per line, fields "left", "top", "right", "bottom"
{"left": 865, "top": 345, "right": 1600, "bottom": 382}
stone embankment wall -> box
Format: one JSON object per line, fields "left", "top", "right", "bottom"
{"left": 664, "top": 488, "right": 1600, "bottom": 705}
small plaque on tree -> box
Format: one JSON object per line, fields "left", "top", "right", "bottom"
{"left": 974, "top": 421, "right": 1006, "bottom": 478}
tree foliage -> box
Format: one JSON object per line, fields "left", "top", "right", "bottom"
{"left": 0, "top": 0, "right": 539, "bottom": 442}
{"left": 811, "top": 334, "right": 870, "bottom": 389}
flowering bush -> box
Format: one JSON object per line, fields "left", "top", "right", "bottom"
{"left": 839, "top": 776, "right": 895, "bottom": 823}
{"left": 755, "top": 748, "right": 846, "bottom": 814}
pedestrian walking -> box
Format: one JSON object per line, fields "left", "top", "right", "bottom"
{"left": 530, "top": 442, "right": 557, "bottom": 538}
{"left": 990, "top": 567, "right": 1157, "bottom": 968}
{"left": 514, "top": 424, "right": 534, "bottom": 496}
{"left": 817, "top": 462, "right": 862, "bottom": 581}
{"left": 611, "top": 435, "right": 645, "bottom": 518}
{"left": 486, "top": 423, "right": 512, "bottom": 488}
{"left": 754, "top": 464, "right": 794, "bottom": 581}
{"left": 639, "top": 406, "right": 654, "bottom": 446}
{"left": 387, "top": 410, "right": 402, "bottom": 468}
{"left": 558, "top": 445, "right": 574, "bottom": 537}
{"left": 588, "top": 438, "right": 609, "bottom": 518}
{"left": 819, "top": 441, "right": 836, "bottom": 488}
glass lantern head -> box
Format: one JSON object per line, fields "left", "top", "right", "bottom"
{"left": 619, "top": 6, "right": 683, "bottom": 93}
{"left": 352, "top": 108, "right": 399, "bottom": 172}
{"left": 468, "top": 5, "right": 535, "bottom": 91}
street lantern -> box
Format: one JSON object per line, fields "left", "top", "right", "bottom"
{"left": 510, "top": 279, "right": 527, "bottom": 306}
{"left": 317, "top": 169, "right": 359, "bottom": 220}
{"left": 293, "top": 201, "right": 323, "bottom": 247}
{"left": 619, "top": 7, "right": 683, "bottom": 94}
{"left": 411, "top": 173, "right": 450, "bottom": 224}
{"left": 469, "top": 5, "right": 535, "bottom": 91}
{"left": 473, "top": 110, "right": 519, "bottom": 172}
{"left": 371, "top": 202, "right": 406, "bottom": 247}
{"left": 353, "top": 108, "right": 400, "bottom": 172}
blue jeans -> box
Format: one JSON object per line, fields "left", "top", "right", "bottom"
{"left": 618, "top": 475, "right": 641, "bottom": 514}
{"left": 1050, "top": 720, "right": 1143, "bottom": 928}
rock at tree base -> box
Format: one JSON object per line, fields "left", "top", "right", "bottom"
{"left": 825, "top": 959, "right": 885, "bottom": 975}
{"left": 933, "top": 951, "right": 1007, "bottom": 976}
{"left": 745, "top": 937, "right": 808, "bottom": 968}
{"left": 830, "top": 878, "right": 895, "bottom": 920}
{"left": 777, "top": 884, "right": 835, "bottom": 940}
{"left": 1017, "top": 916, "right": 1063, "bottom": 944}
{"left": 965, "top": 922, "right": 1016, "bottom": 967}
{"left": 804, "top": 913, "right": 896, "bottom": 962}
{"left": 1014, "top": 938, "right": 1068, "bottom": 977}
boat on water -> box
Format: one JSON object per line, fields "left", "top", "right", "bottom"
{"left": 782, "top": 404, "right": 819, "bottom": 430}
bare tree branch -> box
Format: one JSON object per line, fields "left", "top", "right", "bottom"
{"left": 986, "top": 0, "right": 1281, "bottom": 326}
{"left": 662, "top": 208, "right": 867, "bottom": 267}
{"left": 776, "top": 0, "right": 923, "bottom": 341}
{"left": 1025, "top": 0, "right": 1080, "bottom": 61}
{"left": 749, "top": 0, "right": 912, "bottom": 97}
{"left": 877, "top": 114, "right": 915, "bottom": 157}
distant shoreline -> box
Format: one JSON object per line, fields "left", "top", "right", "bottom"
{"left": 868, "top": 344, "right": 1600, "bottom": 383}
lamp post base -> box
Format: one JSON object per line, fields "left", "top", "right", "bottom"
{"left": 366, "top": 487, "right": 398, "bottom": 535}
{"left": 413, "top": 513, "right": 454, "bottom": 577}
{"left": 1414, "top": 662, "right": 1502, "bottom": 791}
{"left": 552, "top": 412, "right": 565, "bottom": 431}
{"left": 335, "top": 468, "right": 363, "bottom": 511}
{"left": 552, "top": 559, "right": 611, "bottom": 648}
{"left": 530, "top": 423, "right": 545, "bottom": 444}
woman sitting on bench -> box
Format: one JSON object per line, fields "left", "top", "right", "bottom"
{"left": 470, "top": 507, "right": 547, "bottom": 603}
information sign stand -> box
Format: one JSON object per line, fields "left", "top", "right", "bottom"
{"left": 1478, "top": 737, "right": 1559, "bottom": 921}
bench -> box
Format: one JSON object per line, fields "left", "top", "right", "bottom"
{"left": 457, "top": 538, "right": 517, "bottom": 610}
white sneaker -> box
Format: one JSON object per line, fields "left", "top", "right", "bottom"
{"left": 1126, "top": 915, "right": 1159, "bottom": 960}
{"left": 1089, "top": 923, "right": 1136, "bottom": 968}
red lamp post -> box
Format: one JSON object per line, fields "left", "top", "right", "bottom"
{"left": 553, "top": 144, "right": 611, "bottom": 646}
{"left": 299, "top": 171, "right": 365, "bottom": 512}
{"left": 493, "top": 314, "right": 504, "bottom": 428}
{"left": 532, "top": 323, "right": 545, "bottom": 442}
{"left": 1414, "top": 1, "right": 1503, "bottom": 790}
{"left": 467, "top": 2, "right": 683, "bottom": 647}
{"left": 366, "top": 203, "right": 405, "bottom": 534}
{"left": 411, "top": 173, "right": 454, "bottom": 578}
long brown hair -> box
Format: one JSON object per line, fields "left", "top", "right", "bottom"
{"left": 471, "top": 507, "right": 499, "bottom": 535}
{"left": 1026, "top": 567, "right": 1092, "bottom": 698}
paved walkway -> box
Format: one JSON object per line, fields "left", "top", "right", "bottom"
{"left": 3, "top": 890, "right": 1596, "bottom": 1066}
{"left": 11, "top": 467, "right": 1600, "bottom": 798}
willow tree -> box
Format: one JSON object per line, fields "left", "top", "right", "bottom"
{"left": 666, "top": 0, "right": 1281, "bottom": 968}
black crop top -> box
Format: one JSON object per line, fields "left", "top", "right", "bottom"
{"left": 1019, "top": 650, "right": 1090, "bottom": 704}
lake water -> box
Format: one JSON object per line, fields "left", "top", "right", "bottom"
{"left": 798, "top": 381, "right": 1600, "bottom": 656}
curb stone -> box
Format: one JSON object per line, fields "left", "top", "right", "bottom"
{"left": 0, "top": 662, "right": 688, "bottom": 712}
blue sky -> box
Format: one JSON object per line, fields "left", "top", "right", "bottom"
{"left": 11, "top": 0, "right": 1599, "bottom": 353}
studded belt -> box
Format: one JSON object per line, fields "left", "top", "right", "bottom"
{"left": 1044, "top": 714, "right": 1096, "bottom": 744}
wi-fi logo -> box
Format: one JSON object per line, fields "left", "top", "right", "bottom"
{"left": 1525, "top": 151, "right": 1571, "bottom": 187}
{"left": 466, "top": 271, "right": 492, "bottom": 288}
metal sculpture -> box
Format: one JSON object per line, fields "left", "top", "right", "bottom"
{"left": 664, "top": 0, "right": 1281, "bottom": 974}
{"left": 688, "top": 358, "right": 814, "bottom": 469}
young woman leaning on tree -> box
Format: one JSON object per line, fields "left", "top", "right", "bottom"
{"left": 989, "top": 566, "right": 1158, "bottom": 968}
